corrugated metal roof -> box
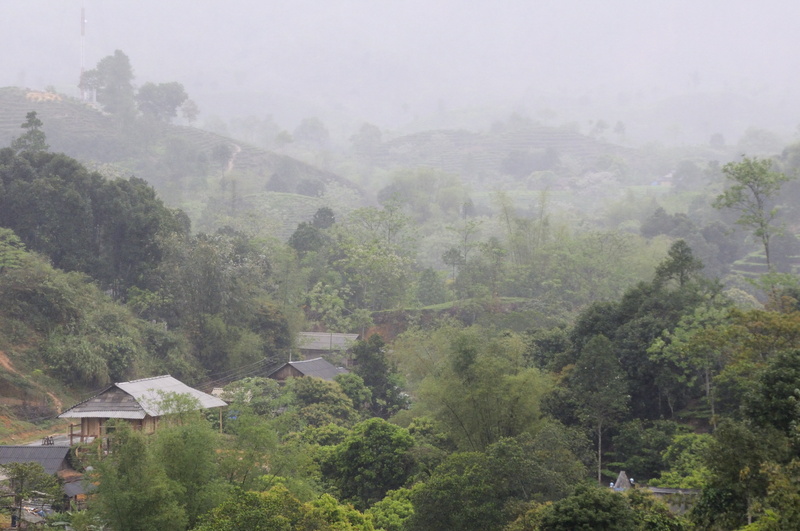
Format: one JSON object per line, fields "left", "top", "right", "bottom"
{"left": 0, "top": 445, "right": 70, "bottom": 475}
{"left": 60, "top": 409, "right": 146, "bottom": 419}
{"left": 59, "top": 375, "right": 227, "bottom": 419}
{"left": 117, "top": 375, "right": 227, "bottom": 415}
{"left": 298, "top": 332, "right": 359, "bottom": 351}
{"left": 268, "top": 357, "right": 349, "bottom": 381}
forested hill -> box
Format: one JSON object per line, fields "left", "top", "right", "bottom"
{"left": 0, "top": 86, "right": 363, "bottom": 238}
{"left": 0, "top": 142, "right": 295, "bottom": 437}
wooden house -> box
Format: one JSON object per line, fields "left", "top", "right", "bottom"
{"left": 58, "top": 375, "right": 227, "bottom": 444}
{"left": 267, "top": 357, "right": 349, "bottom": 383}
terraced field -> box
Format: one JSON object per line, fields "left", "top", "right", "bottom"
{"left": 0, "top": 87, "right": 116, "bottom": 155}
{"left": 373, "top": 126, "right": 635, "bottom": 182}
{"left": 0, "top": 86, "right": 363, "bottom": 237}
{"left": 730, "top": 247, "right": 800, "bottom": 279}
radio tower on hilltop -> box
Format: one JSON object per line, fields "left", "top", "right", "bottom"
{"left": 79, "top": 7, "right": 89, "bottom": 101}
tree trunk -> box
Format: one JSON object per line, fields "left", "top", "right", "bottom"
{"left": 597, "top": 422, "right": 603, "bottom": 485}
{"left": 705, "top": 366, "right": 716, "bottom": 430}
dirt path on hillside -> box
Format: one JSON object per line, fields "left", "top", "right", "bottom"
{"left": 0, "top": 350, "right": 62, "bottom": 412}
{"left": 225, "top": 143, "right": 241, "bottom": 174}
{"left": 46, "top": 392, "right": 62, "bottom": 413}
{"left": 0, "top": 350, "right": 18, "bottom": 374}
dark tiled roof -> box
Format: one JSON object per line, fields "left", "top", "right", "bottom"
{"left": 0, "top": 445, "right": 71, "bottom": 475}
{"left": 59, "top": 386, "right": 145, "bottom": 419}
{"left": 63, "top": 479, "right": 92, "bottom": 497}
{"left": 268, "top": 357, "right": 348, "bottom": 381}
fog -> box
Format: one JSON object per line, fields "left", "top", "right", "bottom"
{"left": 3, "top": 0, "right": 800, "bottom": 144}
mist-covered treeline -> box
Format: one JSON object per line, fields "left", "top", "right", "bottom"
{"left": 5, "top": 24, "right": 800, "bottom": 527}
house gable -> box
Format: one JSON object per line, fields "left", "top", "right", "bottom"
{"left": 267, "top": 357, "right": 349, "bottom": 382}
{"left": 59, "top": 375, "right": 227, "bottom": 420}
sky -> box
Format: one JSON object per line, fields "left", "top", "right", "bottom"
{"left": 2, "top": 1, "right": 800, "bottom": 142}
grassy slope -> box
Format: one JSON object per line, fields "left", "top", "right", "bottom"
{"left": 0, "top": 87, "right": 364, "bottom": 237}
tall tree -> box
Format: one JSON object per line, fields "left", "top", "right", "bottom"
{"left": 312, "top": 206, "right": 336, "bottom": 229}
{"left": 406, "top": 452, "right": 501, "bottom": 531}
{"left": 288, "top": 221, "right": 324, "bottom": 257}
{"left": 10, "top": 111, "right": 48, "bottom": 153}
{"left": 351, "top": 334, "right": 407, "bottom": 418}
{"left": 647, "top": 305, "right": 732, "bottom": 425}
{"left": 321, "top": 418, "right": 415, "bottom": 509}
{"left": 0, "top": 462, "right": 60, "bottom": 528}
{"left": 569, "top": 334, "right": 629, "bottom": 485}
{"left": 398, "top": 326, "right": 551, "bottom": 451}
{"left": 81, "top": 50, "right": 137, "bottom": 117}
{"left": 0, "top": 149, "right": 185, "bottom": 297}
{"left": 293, "top": 117, "right": 330, "bottom": 147}
{"left": 534, "top": 484, "right": 636, "bottom": 531}
{"left": 713, "top": 156, "right": 791, "bottom": 271}
{"left": 151, "top": 415, "right": 230, "bottom": 527}
{"left": 136, "top": 81, "right": 189, "bottom": 122}
{"left": 654, "top": 239, "right": 704, "bottom": 288}
{"left": 90, "top": 422, "right": 187, "bottom": 531}
{"left": 695, "top": 419, "right": 791, "bottom": 527}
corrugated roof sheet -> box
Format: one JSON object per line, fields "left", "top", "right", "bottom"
{"left": 298, "top": 332, "right": 359, "bottom": 351}
{"left": 117, "top": 375, "right": 227, "bottom": 415}
{"left": 0, "top": 445, "right": 70, "bottom": 475}
{"left": 59, "top": 375, "right": 227, "bottom": 419}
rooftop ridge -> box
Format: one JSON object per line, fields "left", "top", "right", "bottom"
{"left": 116, "top": 374, "right": 171, "bottom": 385}
{"left": 300, "top": 332, "right": 358, "bottom": 336}
{"left": 0, "top": 445, "right": 71, "bottom": 449}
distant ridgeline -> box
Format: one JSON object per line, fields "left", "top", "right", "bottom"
{"left": 0, "top": 86, "right": 363, "bottom": 240}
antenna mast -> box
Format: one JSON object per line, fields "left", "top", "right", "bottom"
{"left": 80, "top": 7, "right": 87, "bottom": 100}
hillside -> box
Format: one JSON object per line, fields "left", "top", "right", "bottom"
{"left": 0, "top": 86, "right": 363, "bottom": 236}
{"left": 368, "top": 125, "right": 638, "bottom": 184}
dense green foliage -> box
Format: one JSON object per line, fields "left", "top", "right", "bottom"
{"left": 6, "top": 64, "right": 800, "bottom": 530}
{"left": 322, "top": 418, "right": 415, "bottom": 509}
{"left": 0, "top": 147, "right": 185, "bottom": 299}
{"left": 714, "top": 156, "right": 791, "bottom": 271}
{"left": 91, "top": 422, "right": 188, "bottom": 531}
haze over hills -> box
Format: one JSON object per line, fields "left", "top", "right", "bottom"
{"left": 0, "top": 86, "right": 365, "bottom": 239}
{"left": 2, "top": 1, "right": 800, "bottom": 146}
{"left": 5, "top": 5, "right": 800, "bottom": 529}
{"left": 0, "top": 82, "right": 701, "bottom": 237}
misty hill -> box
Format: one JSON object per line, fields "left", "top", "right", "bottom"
{"left": 368, "top": 123, "right": 637, "bottom": 186}
{"left": 0, "top": 87, "right": 363, "bottom": 237}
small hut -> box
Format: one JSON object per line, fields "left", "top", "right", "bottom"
{"left": 58, "top": 375, "right": 227, "bottom": 444}
{"left": 611, "top": 470, "right": 633, "bottom": 491}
